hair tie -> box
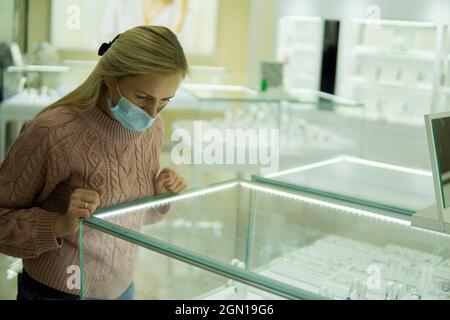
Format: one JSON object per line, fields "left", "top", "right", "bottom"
{"left": 98, "top": 34, "right": 121, "bottom": 56}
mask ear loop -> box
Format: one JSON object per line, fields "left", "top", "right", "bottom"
{"left": 108, "top": 78, "right": 122, "bottom": 108}
{"left": 115, "top": 78, "right": 123, "bottom": 98}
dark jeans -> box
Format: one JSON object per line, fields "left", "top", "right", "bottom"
{"left": 17, "top": 270, "right": 135, "bottom": 300}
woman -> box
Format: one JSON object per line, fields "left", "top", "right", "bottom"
{"left": 0, "top": 25, "right": 188, "bottom": 300}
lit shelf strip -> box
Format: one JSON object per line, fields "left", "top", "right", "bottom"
{"left": 344, "top": 156, "right": 431, "bottom": 177}
{"left": 264, "top": 156, "right": 431, "bottom": 179}
{"left": 240, "top": 182, "right": 410, "bottom": 226}
{"left": 265, "top": 156, "right": 345, "bottom": 178}
{"left": 96, "top": 181, "right": 238, "bottom": 219}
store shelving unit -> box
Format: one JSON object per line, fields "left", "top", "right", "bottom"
{"left": 336, "top": 19, "right": 440, "bottom": 125}
{"left": 0, "top": 65, "right": 70, "bottom": 161}
{"left": 331, "top": 18, "right": 447, "bottom": 169}
{"left": 277, "top": 16, "right": 324, "bottom": 91}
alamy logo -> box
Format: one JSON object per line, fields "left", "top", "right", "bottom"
{"left": 66, "top": 265, "right": 80, "bottom": 290}
{"left": 366, "top": 5, "right": 382, "bottom": 30}
{"left": 366, "top": 265, "right": 381, "bottom": 290}
{"left": 171, "top": 121, "right": 280, "bottom": 175}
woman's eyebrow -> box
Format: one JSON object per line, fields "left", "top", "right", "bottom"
{"left": 136, "top": 90, "right": 174, "bottom": 100}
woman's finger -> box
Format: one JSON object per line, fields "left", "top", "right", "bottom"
{"left": 70, "top": 207, "right": 91, "bottom": 220}
{"left": 158, "top": 168, "right": 174, "bottom": 180}
{"left": 167, "top": 178, "right": 187, "bottom": 192}
{"left": 156, "top": 176, "right": 167, "bottom": 192}
{"left": 79, "top": 194, "right": 100, "bottom": 208}
{"left": 73, "top": 199, "right": 96, "bottom": 212}
{"left": 74, "top": 188, "right": 101, "bottom": 198}
{"left": 172, "top": 180, "right": 186, "bottom": 192}
{"left": 164, "top": 175, "right": 183, "bottom": 188}
{"left": 163, "top": 173, "right": 179, "bottom": 187}
{"left": 73, "top": 192, "right": 98, "bottom": 206}
{"left": 156, "top": 174, "right": 172, "bottom": 186}
{"left": 159, "top": 168, "right": 173, "bottom": 175}
{"left": 178, "top": 181, "right": 188, "bottom": 192}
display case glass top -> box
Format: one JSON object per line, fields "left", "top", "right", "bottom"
{"left": 252, "top": 156, "right": 435, "bottom": 215}
{"left": 182, "top": 84, "right": 362, "bottom": 107}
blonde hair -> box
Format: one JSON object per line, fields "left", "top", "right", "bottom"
{"left": 37, "top": 25, "right": 189, "bottom": 116}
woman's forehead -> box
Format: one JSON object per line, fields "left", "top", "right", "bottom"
{"left": 121, "top": 73, "right": 182, "bottom": 95}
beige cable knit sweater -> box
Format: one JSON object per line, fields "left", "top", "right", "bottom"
{"left": 0, "top": 105, "right": 168, "bottom": 299}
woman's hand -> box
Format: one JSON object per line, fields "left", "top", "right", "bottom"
{"left": 155, "top": 168, "right": 188, "bottom": 195}
{"left": 54, "top": 188, "right": 103, "bottom": 237}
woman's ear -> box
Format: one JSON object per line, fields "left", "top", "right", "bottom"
{"left": 103, "top": 76, "right": 120, "bottom": 103}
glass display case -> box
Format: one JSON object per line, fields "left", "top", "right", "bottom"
{"left": 0, "top": 254, "right": 20, "bottom": 300}
{"left": 171, "top": 84, "right": 364, "bottom": 152}
{"left": 176, "top": 84, "right": 362, "bottom": 118}
{"left": 167, "top": 84, "right": 365, "bottom": 187}
{"left": 80, "top": 179, "right": 450, "bottom": 300}
{"left": 252, "top": 155, "right": 435, "bottom": 215}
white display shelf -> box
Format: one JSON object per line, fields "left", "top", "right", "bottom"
{"left": 351, "top": 45, "right": 435, "bottom": 62}
{"left": 6, "top": 65, "right": 70, "bottom": 73}
{"left": 263, "top": 235, "right": 450, "bottom": 300}
{"left": 198, "top": 234, "right": 450, "bottom": 300}
{"left": 347, "top": 76, "right": 433, "bottom": 93}
{"left": 353, "top": 19, "right": 436, "bottom": 29}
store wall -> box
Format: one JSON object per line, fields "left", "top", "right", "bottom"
{"left": 188, "top": 0, "right": 251, "bottom": 85}
{"left": 246, "top": 0, "right": 278, "bottom": 88}
{"left": 26, "top": 0, "right": 251, "bottom": 85}
{"left": 0, "top": 0, "right": 16, "bottom": 42}
{"left": 27, "top": 0, "right": 50, "bottom": 51}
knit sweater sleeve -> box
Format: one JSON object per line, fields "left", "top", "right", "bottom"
{"left": 0, "top": 121, "right": 69, "bottom": 259}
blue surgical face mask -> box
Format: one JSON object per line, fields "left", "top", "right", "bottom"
{"left": 108, "top": 82, "right": 155, "bottom": 131}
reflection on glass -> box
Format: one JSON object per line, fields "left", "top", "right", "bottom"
{"left": 432, "top": 117, "right": 450, "bottom": 208}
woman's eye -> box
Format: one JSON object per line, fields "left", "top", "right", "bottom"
{"left": 137, "top": 95, "right": 153, "bottom": 101}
